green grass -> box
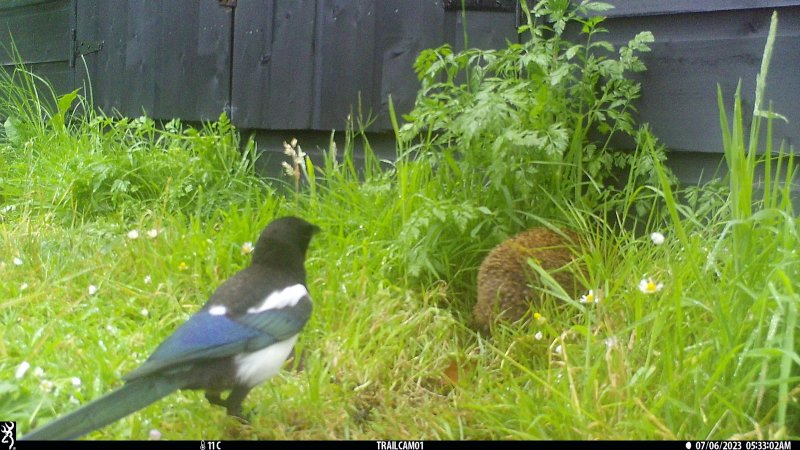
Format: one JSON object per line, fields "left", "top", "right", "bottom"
{"left": 2, "top": 6, "right": 799, "bottom": 441}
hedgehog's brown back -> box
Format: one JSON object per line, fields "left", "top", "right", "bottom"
{"left": 474, "top": 227, "right": 582, "bottom": 332}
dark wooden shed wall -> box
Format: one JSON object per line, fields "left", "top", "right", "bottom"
{"left": 75, "top": 0, "right": 232, "bottom": 122}
{"left": 1, "top": 0, "right": 799, "bottom": 175}
{"left": 230, "top": 1, "right": 516, "bottom": 131}
{"left": 601, "top": 2, "right": 800, "bottom": 154}
{"left": 0, "top": 0, "right": 73, "bottom": 96}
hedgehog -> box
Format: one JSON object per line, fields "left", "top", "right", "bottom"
{"left": 473, "top": 227, "right": 583, "bottom": 333}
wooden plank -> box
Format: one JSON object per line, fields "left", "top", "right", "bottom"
{"left": 0, "top": 0, "right": 57, "bottom": 12}
{"left": 0, "top": 60, "right": 73, "bottom": 109}
{"left": 232, "top": 0, "right": 518, "bottom": 132}
{"left": 0, "top": 0, "right": 71, "bottom": 65}
{"left": 601, "top": 8, "right": 800, "bottom": 153}
{"left": 230, "top": 1, "right": 273, "bottom": 128}
{"left": 154, "top": 1, "right": 231, "bottom": 121}
{"left": 34, "top": 61, "right": 72, "bottom": 96}
{"left": 122, "top": 1, "right": 158, "bottom": 115}
{"left": 314, "top": 0, "right": 377, "bottom": 130}
{"left": 265, "top": 0, "right": 316, "bottom": 128}
{"left": 75, "top": 1, "right": 155, "bottom": 116}
{"left": 443, "top": 0, "right": 516, "bottom": 12}
{"left": 74, "top": 0, "right": 102, "bottom": 100}
{"left": 232, "top": 0, "right": 317, "bottom": 129}
{"left": 374, "top": 0, "right": 446, "bottom": 130}
{"left": 602, "top": 0, "right": 800, "bottom": 18}
{"left": 452, "top": 10, "right": 517, "bottom": 52}
{"left": 76, "top": 0, "right": 231, "bottom": 121}
{"left": 154, "top": 2, "right": 197, "bottom": 119}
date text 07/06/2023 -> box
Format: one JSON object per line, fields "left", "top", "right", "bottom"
{"left": 690, "top": 441, "right": 791, "bottom": 450}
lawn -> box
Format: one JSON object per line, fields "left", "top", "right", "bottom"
{"left": 1, "top": 1, "right": 798, "bottom": 440}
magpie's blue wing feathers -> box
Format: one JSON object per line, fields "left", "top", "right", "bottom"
{"left": 124, "top": 267, "right": 313, "bottom": 381}
{"left": 123, "top": 312, "right": 258, "bottom": 380}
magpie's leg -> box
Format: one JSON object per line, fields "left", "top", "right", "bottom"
{"left": 205, "top": 391, "right": 225, "bottom": 408}
{"left": 205, "top": 387, "right": 252, "bottom": 421}
{"left": 223, "top": 386, "right": 252, "bottom": 420}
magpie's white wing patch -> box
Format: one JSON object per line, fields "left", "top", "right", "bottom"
{"left": 234, "top": 333, "right": 298, "bottom": 387}
{"left": 247, "top": 284, "right": 308, "bottom": 314}
{"left": 208, "top": 305, "right": 227, "bottom": 316}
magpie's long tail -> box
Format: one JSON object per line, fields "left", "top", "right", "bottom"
{"left": 22, "top": 377, "right": 182, "bottom": 440}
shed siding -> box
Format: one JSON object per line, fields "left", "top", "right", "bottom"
{"left": 1, "top": 1, "right": 798, "bottom": 163}
{"left": 600, "top": 7, "right": 800, "bottom": 153}
{"left": 603, "top": 0, "right": 800, "bottom": 17}
{"left": 0, "top": 0, "right": 73, "bottom": 95}
{"left": 232, "top": 1, "right": 315, "bottom": 129}
{"left": 75, "top": 0, "right": 231, "bottom": 122}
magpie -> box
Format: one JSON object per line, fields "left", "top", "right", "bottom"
{"left": 23, "top": 216, "right": 319, "bottom": 440}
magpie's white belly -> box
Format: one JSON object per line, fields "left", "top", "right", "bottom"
{"left": 234, "top": 334, "right": 299, "bottom": 387}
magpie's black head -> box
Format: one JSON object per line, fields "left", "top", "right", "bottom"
{"left": 251, "top": 216, "right": 320, "bottom": 268}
